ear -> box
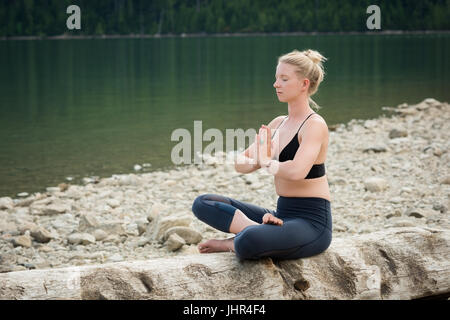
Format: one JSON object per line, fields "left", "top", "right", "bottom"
{"left": 302, "top": 78, "right": 310, "bottom": 90}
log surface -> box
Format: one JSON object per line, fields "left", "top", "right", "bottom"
{"left": 0, "top": 227, "right": 449, "bottom": 300}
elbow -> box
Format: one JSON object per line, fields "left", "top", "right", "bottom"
{"left": 289, "top": 164, "right": 307, "bottom": 181}
{"left": 234, "top": 162, "right": 248, "bottom": 174}
{"left": 291, "top": 172, "right": 305, "bottom": 181}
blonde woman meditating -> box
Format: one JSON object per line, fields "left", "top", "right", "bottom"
{"left": 192, "top": 49, "right": 332, "bottom": 260}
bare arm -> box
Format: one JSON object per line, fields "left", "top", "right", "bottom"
{"left": 234, "top": 115, "right": 286, "bottom": 174}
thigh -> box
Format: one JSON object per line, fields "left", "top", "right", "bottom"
{"left": 200, "top": 193, "right": 276, "bottom": 224}
{"left": 234, "top": 218, "right": 321, "bottom": 260}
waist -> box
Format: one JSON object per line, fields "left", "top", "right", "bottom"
{"left": 275, "top": 174, "right": 330, "bottom": 201}
{"left": 276, "top": 196, "right": 331, "bottom": 218}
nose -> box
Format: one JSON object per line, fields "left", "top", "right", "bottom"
{"left": 273, "top": 81, "right": 279, "bottom": 88}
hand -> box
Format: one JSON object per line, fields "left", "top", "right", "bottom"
{"left": 262, "top": 213, "right": 283, "bottom": 226}
{"left": 256, "top": 125, "right": 273, "bottom": 167}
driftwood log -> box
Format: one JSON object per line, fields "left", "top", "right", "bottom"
{"left": 0, "top": 226, "right": 449, "bottom": 300}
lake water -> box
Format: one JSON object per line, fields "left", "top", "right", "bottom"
{"left": 0, "top": 33, "right": 449, "bottom": 198}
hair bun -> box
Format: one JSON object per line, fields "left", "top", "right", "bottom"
{"left": 304, "top": 49, "right": 327, "bottom": 65}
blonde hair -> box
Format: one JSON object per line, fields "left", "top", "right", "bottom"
{"left": 277, "top": 49, "right": 327, "bottom": 111}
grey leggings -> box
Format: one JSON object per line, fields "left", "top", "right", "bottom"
{"left": 191, "top": 194, "right": 332, "bottom": 261}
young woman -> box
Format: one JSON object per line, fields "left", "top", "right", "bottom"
{"left": 191, "top": 49, "right": 332, "bottom": 261}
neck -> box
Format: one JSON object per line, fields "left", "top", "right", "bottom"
{"left": 287, "top": 95, "right": 314, "bottom": 121}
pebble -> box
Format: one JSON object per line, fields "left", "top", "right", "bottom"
{"left": 0, "top": 197, "right": 14, "bottom": 210}
{"left": 93, "top": 229, "right": 108, "bottom": 241}
{"left": 67, "top": 233, "right": 96, "bottom": 245}
{"left": 163, "top": 226, "right": 202, "bottom": 245}
{"left": 12, "top": 235, "right": 32, "bottom": 248}
{"left": 364, "top": 177, "right": 388, "bottom": 192}
{"left": 17, "top": 192, "right": 29, "bottom": 197}
{"left": 166, "top": 233, "right": 186, "bottom": 251}
{"left": 30, "top": 226, "right": 54, "bottom": 243}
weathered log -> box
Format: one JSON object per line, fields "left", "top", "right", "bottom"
{"left": 0, "top": 226, "right": 449, "bottom": 300}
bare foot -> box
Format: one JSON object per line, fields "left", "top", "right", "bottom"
{"left": 198, "top": 237, "right": 235, "bottom": 254}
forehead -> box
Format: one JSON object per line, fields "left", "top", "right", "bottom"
{"left": 275, "top": 62, "right": 296, "bottom": 76}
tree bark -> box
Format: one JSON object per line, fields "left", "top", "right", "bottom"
{"left": 0, "top": 227, "right": 448, "bottom": 300}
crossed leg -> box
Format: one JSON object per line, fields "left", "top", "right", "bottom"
{"left": 198, "top": 209, "right": 260, "bottom": 253}
{"left": 191, "top": 194, "right": 275, "bottom": 254}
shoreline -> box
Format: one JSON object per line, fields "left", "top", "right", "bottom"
{"left": 0, "top": 98, "right": 449, "bottom": 273}
{"left": 1, "top": 30, "right": 450, "bottom": 41}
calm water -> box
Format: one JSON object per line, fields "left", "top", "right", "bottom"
{"left": 0, "top": 34, "right": 449, "bottom": 198}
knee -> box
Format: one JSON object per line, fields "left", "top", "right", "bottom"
{"left": 191, "top": 193, "right": 215, "bottom": 220}
{"left": 233, "top": 227, "right": 260, "bottom": 260}
{"left": 191, "top": 194, "right": 206, "bottom": 218}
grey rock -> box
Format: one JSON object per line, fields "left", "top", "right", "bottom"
{"left": 0, "top": 265, "right": 17, "bottom": 273}
{"left": 389, "top": 197, "right": 404, "bottom": 204}
{"left": 17, "top": 192, "right": 29, "bottom": 197}
{"left": 432, "top": 203, "right": 447, "bottom": 214}
{"left": 14, "top": 197, "right": 35, "bottom": 207}
{"left": 440, "top": 175, "right": 450, "bottom": 185}
{"left": 102, "top": 234, "right": 121, "bottom": 244}
{"left": 405, "top": 208, "right": 429, "bottom": 219}
{"left": 0, "top": 253, "right": 17, "bottom": 265}
{"left": 78, "top": 214, "right": 99, "bottom": 232}
{"left": 137, "top": 238, "right": 151, "bottom": 247}
{"left": 93, "top": 229, "right": 108, "bottom": 241}
{"left": 396, "top": 107, "right": 418, "bottom": 117}
{"left": 125, "top": 223, "right": 139, "bottom": 236}
{"left": 67, "top": 233, "right": 96, "bottom": 245}
{"left": 12, "top": 235, "right": 32, "bottom": 248}
{"left": 166, "top": 233, "right": 185, "bottom": 252}
{"left": 163, "top": 226, "right": 202, "bottom": 245}
{"left": 423, "top": 98, "right": 441, "bottom": 107}
{"left": 107, "top": 253, "right": 124, "bottom": 263}
{"left": 106, "top": 199, "right": 121, "bottom": 208}
{"left": 146, "top": 203, "right": 166, "bottom": 223}
{"left": 0, "top": 197, "right": 14, "bottom": 210}
{"left": 389, "top": 129, "right": 408, "bottom": 139}
{"left": 31, "top": 201, "right": 71, "bottom": 215}
{"left": 362, "top": 145, "right": 387, "bottom": 153}
{"left": 136, "top": 220, "right": 148, "bottom": 236}
{"left": 386, "top": 210, "right": 402, "bottom": 219}
{"left": 0, "top": 220, "right": 18, "bottom": 234}
{"left": 146, "top": 215, "right": 192, "bottom": 241}
{"left": 20, "top": 263, "right": 36, "bottom": 270}
{"left": 364, "top": 177, "right": 388, "bottom": 192}
{"left": 30, "top": 226, "right": 54, "bottom": 243}
{"left": 98, "top": 221, "right": 125, "bottom": 236}
{"left": 388, "top": 220, "right": 417, "bottom": 228}
{"left": 82, "top": 176, "right": 99, "bottom": 185}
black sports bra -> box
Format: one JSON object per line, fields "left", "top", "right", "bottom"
{"left": 271, "top": 113, "right": 326, "bottom": 179}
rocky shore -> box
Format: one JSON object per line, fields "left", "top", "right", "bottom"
{"left": 0, "top": 98, "right": 449, "bottom": 273}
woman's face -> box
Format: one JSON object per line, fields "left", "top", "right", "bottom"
{"left": 273, "top": 62, "right": 309, "bottom": 102}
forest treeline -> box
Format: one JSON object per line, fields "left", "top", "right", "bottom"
{"left": 1, "top": 0, "right": 449, "bottom": 37}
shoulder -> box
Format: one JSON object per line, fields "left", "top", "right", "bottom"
{"left": 266, "top": 115, "right": 287, "bottom": 130}
{"left": 300, "top": 114, "right": 328, "bottom": 141}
